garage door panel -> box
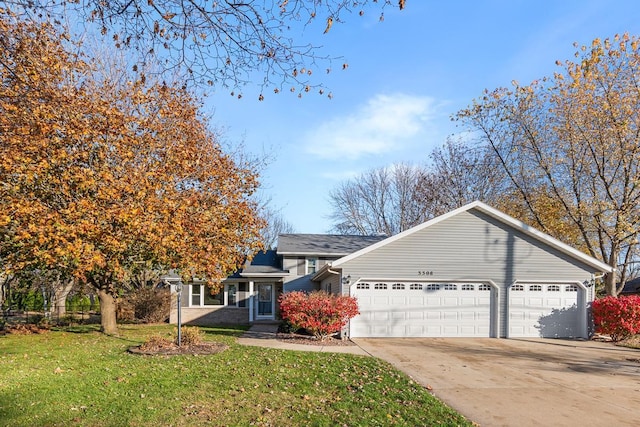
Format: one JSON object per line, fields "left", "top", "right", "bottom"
{"left": 443, "top": 297, "right": 458, "bottom": 306}
{"left": 460, "top": 312, "right": 474, "bottom": 320}
{"left": 508, "top": 284, "right": 580, "bottom": 338}
{"left": 407, "top": 311, "right": 423, "bottom": 320}
{"left": 426, "top": 311, "right": 441, "bottom": 320}
{"left": 373, "top": 296, "right": 388, "bottom": 305}
{"left": 350, "top": 281, "right": 493, "bottom": 338}
{"left": 390, "top": 296, "right": 405, "bottom": 305}
{"left": 390, "top": 311, "right": 405, "bottom": 320}
{"left": 373, "top": 311, "right": 389, "bottom": 321}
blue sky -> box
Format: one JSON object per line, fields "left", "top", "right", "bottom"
{"left": 204, "top": 1, "right": 640, "bottom": 234}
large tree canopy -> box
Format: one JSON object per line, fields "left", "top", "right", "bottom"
{"left": 7, "top": 0, "right": 407, "bottom": 95}
{"left": 0, "top": 14, "right": 265, "bottom": 332}
{"left": 457, "top": 34, "right": 640, "bottom": 296}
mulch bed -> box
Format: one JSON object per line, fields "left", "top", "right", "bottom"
{"left": 276, "top": 331, "right": 356, "bottom": 347}
{"left": 128, "top": 342, "right": 228, "bottom": 356}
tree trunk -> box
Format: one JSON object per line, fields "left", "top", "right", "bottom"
{"left": 97, "top": 288, "right": 118, "bottom": 334}
{"left": 604, "top": 270, "right": 619, "bottom": 297}
{"left": 52, "top": 278, "right": 74, "bottom": 318}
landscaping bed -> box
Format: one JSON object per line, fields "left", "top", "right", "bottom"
{"left": 276, "top": 331, "right": 356, "bottom": 346}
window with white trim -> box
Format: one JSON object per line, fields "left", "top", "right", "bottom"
{"left": 374, "top": 283, "right": 387, "bottom": 290}
{"left": 443, "top": 284, "right": 457, "bottom": 291}
{"left": 356, "top": 283, "right": 370, "bottom": 290}
{"left": 425, "top": 284, "right": 440, "bottom": 291}
{"left": 547, "top": 285, "right": 560, "bottom": 292}
{"left": 392, "top": 283, "right": 405, "bottom": 290}
{"left": 478, "top": 284, "right": 491, "bottom": 291}
{"left": 462, "top": 284, "right": 475, "bottom": 291}
{"left": 306, "top": 257, "right": 318, "bottom": 275}
{"left": 410, "top": 283, "right": 423, "bottom": 290}
{"left": 529, "top": 284, "right": 542, "bottom": 291}
{"left": 190, "top": 284, "right": 236, "bottom": 307}
{"left": 228, "top": 284, "right": 237, "bottom": 305}
{"left": 566, "top": 285, "right": 578, "bottom": 292}
{"left": 511, "top": 284, "right": 524, "bottom": 291}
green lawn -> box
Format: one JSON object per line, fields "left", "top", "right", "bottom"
{"left": 0, "top": 324, "right": 471, "bottom": 426}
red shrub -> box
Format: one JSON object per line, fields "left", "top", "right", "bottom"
{"left": 592, "top": 295, "right": 640, "bottom": 341}
{"left": 279, "top": 291, "right": 359, "bottom": 340}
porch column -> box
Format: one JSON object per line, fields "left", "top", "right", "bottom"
{"left": 248, "top": 280, "right": 254, "bottom": 322}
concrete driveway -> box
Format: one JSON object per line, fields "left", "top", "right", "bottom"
{"left": 353, "top": 338, "right": 640, "bottom": 426}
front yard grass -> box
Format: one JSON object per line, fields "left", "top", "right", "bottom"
{"left": 0, "top": 324, "right": 470, "bottom": 426}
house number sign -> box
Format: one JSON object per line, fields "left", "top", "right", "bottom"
{"left": 417, "top": 270, "right": 434, "bottom": 276}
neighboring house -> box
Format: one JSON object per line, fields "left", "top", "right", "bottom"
{"left": 170, "top": 201, "right": 612, "bottom": 339}
{"left": 621, "top": 277, "right": 640, "bottom": 295}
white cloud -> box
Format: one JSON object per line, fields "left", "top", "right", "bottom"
{"left": 304, "top": 93, "right": 435, "bottom": 160}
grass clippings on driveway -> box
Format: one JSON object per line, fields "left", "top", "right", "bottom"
{"left": 0, "top": 324, "right": 470, "bottom": 426}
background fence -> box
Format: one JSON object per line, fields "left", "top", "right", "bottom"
{"left": 2, "top": 299, "right": 100, "bottom": 325}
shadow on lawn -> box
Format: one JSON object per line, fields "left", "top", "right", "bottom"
{"left": 51, "top": 324, "right": 101, "bottom": 334}
{"left": 201, "top": 325, "right": 248, "bottom": 338}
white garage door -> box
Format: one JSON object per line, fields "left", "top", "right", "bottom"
{"left": 508, "top": 283, "right": 580, "bottom": 338}
{"left": 350, "top": 281, "right": 493, "bottom": 338}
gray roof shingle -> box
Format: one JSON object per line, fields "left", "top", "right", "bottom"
{"left": 277, "top": 234, "right": 386, "bottom": 255}
{"left": 228, "top": 249, "right": 287, "bottom": 278}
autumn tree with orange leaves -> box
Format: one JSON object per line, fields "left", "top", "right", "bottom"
{"left": 457, "top": 34, "right": 640, "bottom": 296}
{"left": 0, "top": 14, "right": 264, "bottom": 333}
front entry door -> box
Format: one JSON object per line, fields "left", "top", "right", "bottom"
{"left": 257, "top": 283, "right": 274, "bottom": 318}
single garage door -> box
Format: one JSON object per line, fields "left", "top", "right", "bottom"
{"left": 508, "top": 283, "right": 580, "bottom": 338}
{"left": 350, "top": 281, "right": 493, "bottom": 338}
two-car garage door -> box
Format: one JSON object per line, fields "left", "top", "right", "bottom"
{"left": 350, "top": 281, "right": 493, "bottom": 338}
{"left": 350, "top": 281, "right": 583, "bottom": 338}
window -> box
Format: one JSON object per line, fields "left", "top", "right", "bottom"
{"left": 356, "top": 283, "right": 370, "bottom": 289}
{"left": 425, "top": 284, "right": 440, "bottom": 291}
{"left": 478, "top": 284, "right": 491, "bottom": 291}
{"left": 566, "top": 285, "right": 578, "bottom": 292}
{"left": 190, "top": 284, "right": 231, "bottom": 307}
{"left": 410, "top": 283, "right": 423, "bottom": 290}
{"left": 529, "top": 284, "right": 542, "bottom": 291}
{"left": 238, "top": 283, "right": 248, "bottom": 307}
{"left": 203, "top": 286, "right": 223, "bottom": 305}
{"left": 392, "top": 283, "right": 405, "bottom": 290}
{"left": 547, "top": 285, "right": 560, "bottom": 292}
{"left": 191, "top": 284, "right": 201, "bottom": 306}
{"left": 374, "top": 283, "right": 387, "bottom": 290}
{"left": 443, "top": 284, "right": 457, "bottom": 291}
{"left": 228, "top": 284, "right": 237, "bottom": 306}
{"left": 306, "top": 257, "right": 318, "bottom": 275}
{"left": 511, "top": 284, "right": 524, "bottom": 291}
{"left": 462, "top": 284, "right": 475, "bottom": 291}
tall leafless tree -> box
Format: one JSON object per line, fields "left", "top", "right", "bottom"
{"left": 260, "top": 207, "right": 297, "bottom": 249}
{"left": 328, "top": 163, "right": 431, "bottom": 236}
{"left": 417, "top": 138, "right": 507, "bottom": 215}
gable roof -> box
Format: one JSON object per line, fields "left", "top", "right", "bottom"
{"left": 277, "top": 233, "right": 386, "bottom": 256}
{"left": 331, "top": 201, "right": 613, "bottom": 273}
{"left": 227, "top": 249, "right": 288, "bottom": 279}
